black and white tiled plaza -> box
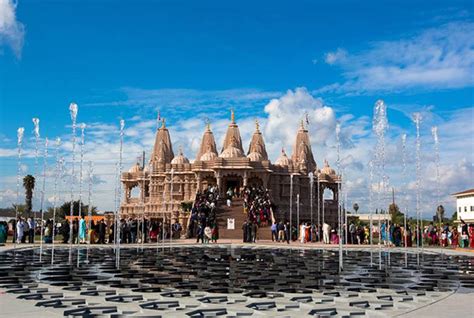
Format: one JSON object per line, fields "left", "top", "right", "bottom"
{"left": 0, "top": 245, "right": 473, "bottom": 317}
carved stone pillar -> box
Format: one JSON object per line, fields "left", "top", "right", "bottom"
{"left": 243, "top": 171, "right": 248, "bottom": 187}
{"left": 196, "top": 173, "right": 202, "bottom": 193}
{"left": 216, "top": 171, "right": 222, "bottom": 195}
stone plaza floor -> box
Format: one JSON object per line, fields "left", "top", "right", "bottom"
{"left": 0, "top": 242, "right": 473, "bottom": 317}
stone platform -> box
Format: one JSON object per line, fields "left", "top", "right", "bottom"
{"left": 0, "top": 243, "right": 472, "bottom": 317}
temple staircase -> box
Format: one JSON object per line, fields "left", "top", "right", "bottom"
{"left": 216, "top": 198, "right": 273, "bottom": 240}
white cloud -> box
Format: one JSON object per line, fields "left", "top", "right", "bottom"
{"left": 320, "top": 22, "right": 474, "bottom": 93}
{"left": 324, "top": 48, "right": 347, "bottom": 65}
{"left": 0, "top": 188, "right": 18, "bottom": 207}
{"left": 0, "top": 88, "right": 471, "bottom": 219}
{"left": 0, "top": 0, "right": 25, "bottom": 58}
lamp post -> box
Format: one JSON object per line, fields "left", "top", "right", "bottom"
{"left": 309, "top": 172, "right": 314, "bottom": 241}
{"left": 296, "top": 194, "right": 300, "bottom": 240}
{"left": 170, "top": 168, "right": 174, "bottom": 248}
{"left": 317, "top": 174, "right": 320, "bottom": 241}
{"left": 289, "top": 174, "right": 294, "bottom": 242}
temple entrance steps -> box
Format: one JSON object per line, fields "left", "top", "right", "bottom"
{"left": 216, "top": 198, "right": 273, "bottom": 241}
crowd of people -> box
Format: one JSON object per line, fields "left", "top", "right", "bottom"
{"left": 264, "top": 219, "right": 474, "bottom": 248}
{"left": 243, "top": 186, "right": 273, "bottom": 225}
{"left": 187, "top": 186, "right": 220, "bottom": 244}
{"left": 3, "top": 214, "right": 183, "bottom": 245}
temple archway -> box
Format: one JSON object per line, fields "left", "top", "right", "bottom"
{"left": 222, "top": 174, "right": 243, "bottom": 196}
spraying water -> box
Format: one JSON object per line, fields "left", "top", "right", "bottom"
{"left": 115, "top": 119, "right": 125, "bottom": 268}
{"left": 68, "top": 103, "right": 78, "bottom": 264}
{"left": 401, "top": 134, "right": 408, "bottom": 266}
{"left": 76, "top": 123, "right": 86, "bottom": 267}
{"left": 51, "top": 137, "right": 61, "bottom": 265}
{"left": 412, "top": 113, "right": 422, "bottom": 263}
{"left": 78, "top": 124, "right": 86, "bottom": 228}
{"left": 335, "top": 122, "right": 343, "bottom": 272}
{"left": 39, "top": 138, "right": 48, "bottom": 262}
{"left": 14, "top": 127, "right": 25, "bottom": 251}
{"left": 86, "top": 161, "right": 93, "bottom": 263}
{"left": 432, "top": 127, "right": 441, "bottom": 228}
{"left": 368, "top": 159, "right": 374, "bottom": 266}
{"left": 32, "top": 118, "right": 40, "bottom": 247}
{"left": 372, "top": 100, "right": 389, "bottom": 270}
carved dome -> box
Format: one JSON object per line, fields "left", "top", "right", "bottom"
{"left": 171, "top": 148, "right": 190, "bottom": 164}
{"left": 321, "top": 159, "right": 336, "bottom": 175}
{"left": 248, "top": 151, "right": 264, "bottom": 162}
{"left": 128, "top": 162, "right": 142, "bottom": 173}
{"left": 275, "top": 148, "right": 292, "bottom": 167}
{"left": 220, "top": 145, "right": 244, "bottom": 158}
{"left": 220, "top": 135, "right": 244, "bottom": 158}
{"left": 200, "top": 151, "right": 218, "bottom": 161}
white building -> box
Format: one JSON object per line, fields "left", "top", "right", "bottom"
{"left": 453, "top": 188, "right": 474, "bottom": 223}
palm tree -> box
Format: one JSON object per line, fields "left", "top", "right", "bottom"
{"left": 23, "top": 175, "right": 35, "bottom": 217}
{"left": 353, "top": 203, "right": 359, "bottom": 214}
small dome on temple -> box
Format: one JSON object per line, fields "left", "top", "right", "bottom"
{"left": 128, "top": 162, "right": 142, "bottom": 173}
{"left": 321, "top": 159, "right": 336, "bottom": 175}
{"left": 275, "top": 148, "right": 292, "bottom": 167}
{"left": 220, "top": 135, "right": 244, "bottom": 158}
{"left": 200, "top": 151, "right": 218, "bottom": 161}
{"left": 248, "top": 151, "right": 264, "bottom": 162}
{"left": 220, "top": 145, "right": 244, "bottom": 158}
{"left": 171, "top": 147, "right": 190, "bottom": 164}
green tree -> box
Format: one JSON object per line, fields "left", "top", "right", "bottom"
{"left": 22, "top": 175, "right": 35, "bottom": 217}
{"left": 389, "top": 202, "right": 405, "bottom": 225}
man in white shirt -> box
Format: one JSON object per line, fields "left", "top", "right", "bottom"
{"left": 322, "top": 222, "right": 331, "bottom": 244}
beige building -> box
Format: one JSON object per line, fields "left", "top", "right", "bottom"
{"left": 120, "top": 111, "right": 341, "bottom": 226}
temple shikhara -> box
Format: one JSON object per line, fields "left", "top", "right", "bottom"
{"left": 120, "top": 111, "right": 341, "bottom": 231}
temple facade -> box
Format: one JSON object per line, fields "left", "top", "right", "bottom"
{"left": 120, "top": 111, "right": 341, "bottom": 226}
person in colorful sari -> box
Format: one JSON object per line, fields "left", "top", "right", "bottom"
{"left": 78, "top": 215, "right": 87, "bottom": 244}
{"left": 451, "top": 227, "right": 459, "bottom": 248}
{"left": 469, "top": 224, "right": 474, "bottom": 248}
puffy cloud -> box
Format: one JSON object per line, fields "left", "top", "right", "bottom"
{"left": 0, "top": 188, "right": 17, "bottom": 207}
{"left": 324, "top": 48, "right": 347, "bottom": 65}
{"left": 320, "top": 22, "right": 474, "bottom": 93}
{"left": 0, "top": 0, "right": 25, "bottom": 58}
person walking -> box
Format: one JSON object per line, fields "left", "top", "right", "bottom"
{"left": 277, "top": 221, "right": 285, "bottom": 242}
{"left": 284, "top": 222, "right": 290, "bottom": 244}
{"left": 271, "top": 222, "right": 278, "bottom": 242}
{"left": 322, "top": 222, "right": 330, "bottom": 244}
{"left": 79, "top": 215, "right": 87, "bottom": 244}
{"left": 16, "top": 217, "right": 25, "bottom": 244}
{"left": 27, "top": 217, "right": 35, "bottom": 243}
{"left": 97, "top": 219, "right": 106, "bottom": 244}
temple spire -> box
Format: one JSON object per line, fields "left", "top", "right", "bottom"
{"left": 291, "top": 121, "right": 316, "bottom": 172}
{"left": 196, "top": 122, "right": 218, "bottom": 161}
{"left": 231, "top": 109, "right": 235, "bottom": 123}
{"left": 220, "top": 111, "right": 244, "bottom": 156}
{"left": 247, "top": 119, "right": 268, "bottom": 161}
{"left": 151, "top": 118, "right": 174, "bottom": 164}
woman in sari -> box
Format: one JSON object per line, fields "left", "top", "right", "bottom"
{"left": 78, "top": 215, "right": 87, "bottom": 244}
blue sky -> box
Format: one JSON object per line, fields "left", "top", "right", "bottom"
{"left": 0, "top": 0, "right": 473, "bottom": 215}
